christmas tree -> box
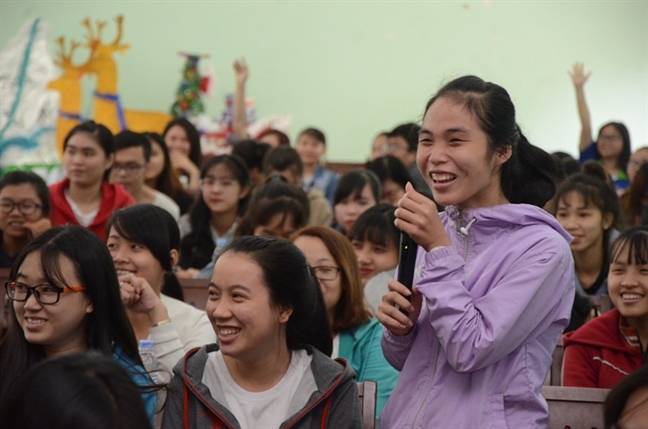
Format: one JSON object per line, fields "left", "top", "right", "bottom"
{"left": 170, "top": 53, "right": 208, "bottom": 117}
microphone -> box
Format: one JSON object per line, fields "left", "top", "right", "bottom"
{"left": 397, "top": 231, "right": 418, "bottom": 313}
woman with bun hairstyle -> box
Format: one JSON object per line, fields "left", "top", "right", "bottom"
{"left": 377, "top": 76, "right": 574, "bottom": 428}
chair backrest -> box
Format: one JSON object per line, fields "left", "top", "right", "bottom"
{"left": 356, "top": 380, "right": 377, "bottom": 429}
{"left": 542, "top": 385, "right": 609, "bottom": 429}
{"left": 550, "top": 337, "right": 565, "bottom": 386}
{"left": 177, "top": 278, "right": 210, "bottom": 310}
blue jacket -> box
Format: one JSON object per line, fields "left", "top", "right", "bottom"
{"left": 381, "top": 204, "right": 574, "bottom": 428}
{"left": 339, "top": 318, "right": 399, "bottom": 418}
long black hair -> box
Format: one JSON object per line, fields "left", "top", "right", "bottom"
{"left": 179, "top": 154, "right": 250, "bottom": 270}
{"left": 425, "top": 75, "right": 561, "bottom": 208}
{"left": 162, "top": 117, "right": 203, "bottom": 169}
{"left": 0, "top": 226, "right": 143, "bottom": 402}
{"left": 223, "top": 236, "right": 333, "bottom": 356}
{"left": 107, "top": 204, "right": 184, "bottom": 301}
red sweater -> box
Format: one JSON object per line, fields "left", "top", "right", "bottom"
{"left": 49, "top": 179, "right": 135, "bottom": 241}
{"left": 562, "top": 308, "right": 647, "bottom": 388}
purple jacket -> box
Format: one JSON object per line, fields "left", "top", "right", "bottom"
{"left": 380, "top": 204, "right": 574, "bottom": 428}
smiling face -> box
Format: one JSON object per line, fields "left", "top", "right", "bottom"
{"left": 333, "top": 184, "right": 377, "bottom": 232}
{"left": 555, "top": 191, "right": 612, "bottom": 255}
{"left": 164, "top": 125, "right": 191, "bottom": 157}
{"left": 417, "top": 97, "right": 509, "bottom": 210}
{"left": 351, "top": 238, "right": 398, "bottom": 286}
{"left": 292, "top": 235, "right": 342, "bottom": 314}
{"left": 597, "top": 125, "right": 624, "bottom": 161}
{"left": 200, "top": 163, "right": 248, "bottom": 216}
{"left": 13, "top": 251, "right": 93, "bottom": 357}
{"left": 63, "top": 132, "right": 113, "bottom": 187}
{"left": 207, "top": 252, "right": 290, "bottom": 364}
{"left": 608, "top": 242, "right": 648, "bottom": 328}
{"left": 0, "top": 184, "right": 45, "bottom": 240}
{"left": 106, "top": 227, "right": 167, "bottom": 293}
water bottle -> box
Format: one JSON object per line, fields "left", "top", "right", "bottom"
{"left": 138, "top": 339, "right": 158, "bottom": 383}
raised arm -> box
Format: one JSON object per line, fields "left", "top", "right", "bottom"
{"left": 232, "top": 57, "right": 249, "bottom": 139}
{"left": 569, "top": 62, "right": 593, "bottom": 153}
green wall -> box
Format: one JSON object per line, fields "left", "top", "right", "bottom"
{"left": 2, "top": 0, "right": 646, "bottom": 162}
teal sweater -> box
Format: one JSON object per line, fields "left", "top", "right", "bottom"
{"left": 339, "top": 318, "right": 399, "bottom": 418}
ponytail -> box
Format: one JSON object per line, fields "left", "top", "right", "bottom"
{"left": 501, "top": 129, "right": 561, "bottom": 207}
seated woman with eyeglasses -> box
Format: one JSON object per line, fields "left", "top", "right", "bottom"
{"left": 0, "top": 171, "right": 52, "bottom": 268}
{"left": 49, "top": 121, "right": 135, "bottom": 240}
{"left": 176, "top": 155, "right": 250, "bottom": 279}
{"left": 0, "top": 225, "right": 156, "bottom": 425}
{"left": 291, "top": 226, "right": 399, "bottom": 419}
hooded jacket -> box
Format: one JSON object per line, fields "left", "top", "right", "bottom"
{"left": 562, "top": 308, "right": 647, "bottom": 388}
{"left": 49, "top": 178, "right": 135, "bottom": 240}
{"left": 380, "top": 204, "right": 575, "bottom": 429}
{"left": 161, "top": 344, "right": 363, "bottom": 429}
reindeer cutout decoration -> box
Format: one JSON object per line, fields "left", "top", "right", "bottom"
{"left": 82, "top": 16, "right": 171, "bottom": 134}
{"left": 47, "top": 36, "right": 96, "bottom": 155}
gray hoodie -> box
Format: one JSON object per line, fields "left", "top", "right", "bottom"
{"left": 161, "top": 344, "right": 363, "bottom": 429}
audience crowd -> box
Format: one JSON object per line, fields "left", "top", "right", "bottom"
{"left": 0, "top": 61, "right": 646, "bottom": 428}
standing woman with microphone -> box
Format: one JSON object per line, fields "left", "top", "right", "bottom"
{"left": 376, "top": 76, "right": 575, "bottom": 428}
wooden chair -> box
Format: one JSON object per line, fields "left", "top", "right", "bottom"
{"left": 542, "top": 385, "right": 609, "bottom": 429}
{"left": 357, "top": 380, "right": 377, "bottom": 429}
{"left": 550, "top": 337, "right": 565, "bottom": 386}
{"left": 177, "top": 278, "right": 210, "bottom": 310}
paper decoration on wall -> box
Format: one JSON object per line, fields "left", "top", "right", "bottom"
{"left": 81, "top": 16, "right": 172, "bottom": 134}
{"left": 0, "top": 18, "right": 60, "bottom": 176}
{"left": 171, "top": 53, "right": 211, "bottom": 118}
{"left": 48, "top": 37, "right": 96, "bottom": 156}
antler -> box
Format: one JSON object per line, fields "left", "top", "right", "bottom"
{"left": 52, "top": 35, "right": 97, "bottom": 74}
{"left": 81, "top": 15, "right": 128, "bottom": 54}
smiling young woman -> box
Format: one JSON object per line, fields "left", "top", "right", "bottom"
{"left": 0, "top": 226, "right": 156, "bottom": 423}
{"left": 106, "top": 204, "right": 215, "bottom": 380}
{"left": 551, "top": 169, "right": 621, "bottom": 331}
{"left": 0, "top": 171, "right": 51, "bottom": 268}
{"left": 376, "top": 75, "right": 573, "bottom": 428}
{"left": 161, "top": 236, "right": 362, "bottom": 429}
{"left": 563, "top": 226, "right": 648, "bottom": 389}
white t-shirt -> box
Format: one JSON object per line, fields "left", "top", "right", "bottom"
{"left": 152, "top": 190, "right": 180, "bottom": 221}
{"left": 331, "top": 334, "right": 340, "bottom": 359}
{"left": 64, "top": 191, "right": 98, "bottom": 227}
{"left": 204, "top": 349, "right": 315, "bottom": 428}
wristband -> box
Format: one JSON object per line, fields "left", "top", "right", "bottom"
{"left": 152, "top": 318, "right": 172, "bottom": 328}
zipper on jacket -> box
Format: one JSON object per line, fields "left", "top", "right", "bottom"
{"left": 454, "top": 210, "right": 473, "bottom": 260}
{"left": 409, "top": 342, "right": 441, "bottom": 429}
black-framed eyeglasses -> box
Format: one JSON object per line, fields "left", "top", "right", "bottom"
{"left": 5, "top": 281, "right": 88, "bottom": 305}
{"left": 311, "top": 266, "right": 341, "bottom": 281}
{"left": 0, "top": 200, "right": 43, "bottom": 216}
{"left": 112, "top": 162, "right": 144, "bottom": 175}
